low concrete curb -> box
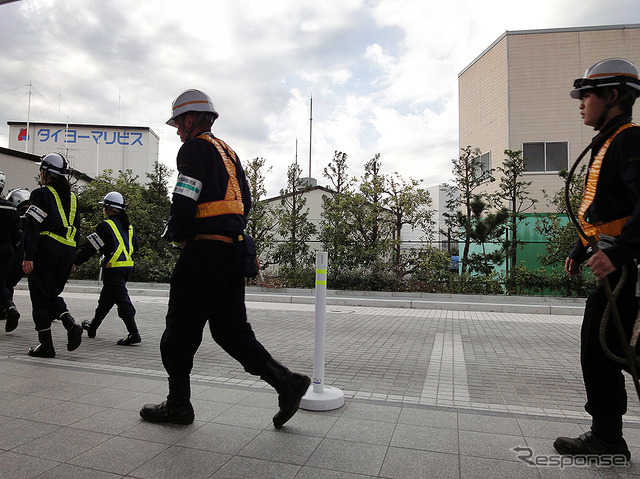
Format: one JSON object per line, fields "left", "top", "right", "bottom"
{"left": 16, "top": 280, "right": 585, "bottom": 315}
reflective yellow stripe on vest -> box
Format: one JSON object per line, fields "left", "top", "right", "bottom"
{"left": 577, "top": 122, "right": 637, "bottom": 246}
{"left": 194, "top": 134, "right": 245, "bottom": 218}
{"left": 40, "top": 186, "right": 77, "bottom": 247}
{"left": 104, "top": 219, "right": 134, "bottom": 268}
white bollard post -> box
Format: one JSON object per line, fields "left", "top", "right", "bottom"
{"left": 300, "top": 251, "right": 345, "bottom": 411}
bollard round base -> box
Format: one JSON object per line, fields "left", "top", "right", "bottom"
{"left": 300, "top": 385, "right": 345, "bottom": 411}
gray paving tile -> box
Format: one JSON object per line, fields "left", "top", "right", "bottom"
{"left": 379, "top": 446, "right": 459, "bottom": 479}
{"left": 176, "top": 422, "right": 261, "bottom": 454}
{"left": 27, "top": 400, "right": 105, "bottom": 426}
{"left": 398, "top": 406, "right": 458, "bottom": 429}
{"left": 208, "top": 403, "right": 274, "bottom": 430}
{"left": 293, "top": 468, "right": 373, "bottom": 478}
{"left": 0, "top": 450, "right": 60, "bottom": 479}
{"left": 32, "top": 463, "right": 124, "bottom": 479}
{"left": 66, "top": 436, "right": 169, "bottom": 475}
{"left": 70, "top": 407, "right": 140, "bottom": 435}
{"left": 210, "top": 455, "right": 300, "bottom": 478}
{"left": 306, "top": 438, "right": 387, "bottom": 476}
{"left": 130, "top": 444, "right": 231, "bottom": 479}
{"left": 122, "top": 419, "right": 206, "bottom": 445}
{"left": 391, "top": 423, "right": 459, "bottom": 454}
{"left": 239, "top": 429, "right": 322, "bottom": 465}
{"left": 10, "top": 426, "right": 111, "bottom": 462}
{"left": 340, "top": 401, "right": 402, "bottom": 423}
{"left": 459, "top": 430, "right": 527, "bottom": 462}
{"left": 458, "top": 411, "right": 522, "bottom": 435}
{"left": 0, "top": 418, "right": 60, "bottom": 450}
{"left": 326, "top": 416, "right": 396, "bottom": 445}
{"left": 459, "top": 455, "right": 540, "bottom": 479}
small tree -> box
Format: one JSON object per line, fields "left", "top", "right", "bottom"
{"left": 536, "top": 167, "right": 585, "bottom": 266}
{"left": 350, "top": 154, "right": 393, "bottom": 268}
{"left": 320, "top": 151, "right": 355, "bottom": 270}
{"left": 244, "top": 157, "right": 275, "bottom": 268}
{"left": 495, "top": 149, "right": 537, "bottom": 277}
{"left": 384, "top": 172, "right": 434, "bottom": 277}
{"left": 272, "top": 163, "right": 317, "bottom": 274}
{"left": 444, "top": 146, "right": 495, "bottom": 273}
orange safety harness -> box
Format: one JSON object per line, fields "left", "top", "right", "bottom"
{"left": 194, "top": 134, "right": 245, "bottom": 218}
{"left": 577, "top": 122, "right": 637, "bottom": 246}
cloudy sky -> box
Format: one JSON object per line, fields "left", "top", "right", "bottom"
{"left": 1, "top": 0, "right": 639, "bottom": 197}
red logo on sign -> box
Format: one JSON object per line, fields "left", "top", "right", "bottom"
{"left": 18, "top": 128, "right": 28, "bottom": 141}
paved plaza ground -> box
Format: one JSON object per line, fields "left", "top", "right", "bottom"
{"left": 1, "top": 282, "right": 640, "bottom": 478}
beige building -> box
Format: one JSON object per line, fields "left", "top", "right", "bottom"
{"left": 458, "top": 24, "right": 640, "bottom": 213}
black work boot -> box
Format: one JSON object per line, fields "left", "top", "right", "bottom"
{"left": 117, "top": 333, "right": 141, "bottom": 345}
{"left": 554, "top": 431, "right": 630, "bottom": 461}
{"left": 260, "top": 358, "right": 311, "bottom": 429}
{"left": 28, "top": 329, "right": 56, "bottom": 358}
{"left": 140, "top": 377, "right": 195, "bottom": 425}
{"left": 59, "top": 311, "right": 82, "bottom": 351}
{"left": 117, "top": 318, "right": 141, "bottom": 345}
{"left": 82, "top": 319, "right": 98, "bottom": 338}
{"left": 4, "top": 300, "right": 20, "bottom": 332}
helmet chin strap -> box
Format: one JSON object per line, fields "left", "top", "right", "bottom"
{"left": 177, "top": 112, "right": 207, "bottom": 140}
{"left": 594, "top": 88, "right": 636, "bottom": 131}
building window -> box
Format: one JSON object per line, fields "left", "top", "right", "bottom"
{"left": 523, "top": 141, "right": 568, "bottom": 172}
{"left": 474, "top": 151, "right": 491, "bottom": 180}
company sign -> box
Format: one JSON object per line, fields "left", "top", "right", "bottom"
{"left": 18, "top": 127, "right": 144, "bottom": 146}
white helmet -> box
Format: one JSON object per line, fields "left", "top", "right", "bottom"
{"left": 99, "top": 191, "right": 127, "bottom": 210}
{"left": 0, "top": 170, "right": 5, "bottom": 194}
{"left": 571, "top": 58, "right": 640, "bottom": 99}
{"left": 6, "top": 188, "right": 30, "bottom": 209}
{"left": 36, "top": 153, "right": 71, "bottom": 176}
{"left": 166, "top": 89, "right": 219, "bottom": 127}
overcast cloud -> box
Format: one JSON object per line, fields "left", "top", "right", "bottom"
{"left": 1, "top": 0, "right": 639, "bottom": 196}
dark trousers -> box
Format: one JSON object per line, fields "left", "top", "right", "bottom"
{"left": 92, "top": 267, "right": 136, "bottom": 330}
{"left": 160, "top": 241, "right": 271, "bottom": 379}
{"left": 0, "top": 243, "right": 14, "bottom": 303}
{"left": 27, "top": 237, "right": 75, "bottom": 331}
{"left": 581, "top": 263, "right": 639, "bottom": 427}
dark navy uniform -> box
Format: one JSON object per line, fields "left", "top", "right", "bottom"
{"left": 568, "top": 115, "right": 640, "bottom": 438}
{"left": 0, "top": 198, "right": 20, "bottom": 313}
{"left": 24, "top": 185, "right": 79, "bottom": 331}
{"left": 160, "top": 131, "right": 271, "bottom": 378}
{"left": 75, "top": 216, "right": 139, "bottom": 338}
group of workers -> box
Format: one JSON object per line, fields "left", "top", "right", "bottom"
{"left": 0, "top": 157, "right": 140, "bottom": 357}
{"left": 1, "top": 55, "right": 640, "bottom": 446}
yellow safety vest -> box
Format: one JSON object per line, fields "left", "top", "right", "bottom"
{"left": 194, "top": 134, "right": 245, "bottom": 218}
{"left": 40, "top": 186, "right": 77, "bottom": 247}
{"left": 577, "top": 122, "right": 637, "bottom": 246}
{"left": 104, "top": 219, "right": 134, "bottom": 268}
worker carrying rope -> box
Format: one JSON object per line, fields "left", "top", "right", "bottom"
{"left": 554, "top": 58, "right": 640, "bottom": 462}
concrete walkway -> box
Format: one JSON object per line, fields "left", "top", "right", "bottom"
{"left": 1, "top": 282, "right": 639, "bottom": 478}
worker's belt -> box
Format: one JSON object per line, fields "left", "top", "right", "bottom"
{"left": 194, "top": 234, "right": 235, "bottom": 244}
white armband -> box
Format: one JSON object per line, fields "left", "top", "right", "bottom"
{"left": 87, "top": 232, "right": 105, "bottom": 251}
{"left": 174, "top": 174, "right": 202, "bottom": 201}
{"left": 26, "top": 205, "right": 47, "bottom": 223}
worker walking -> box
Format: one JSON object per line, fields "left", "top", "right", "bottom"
{"left": 1, "top": 188, "right": 31, "bottom": 324}
{"left": 140, "top": 89, "right": 310, "bottom": 427}
{"left": 0, "top": 172, "right": 21, "bottom": 332}
{"left": 23, "top": 153, "right": 83, "bottom": 357}
{"left": 75, "top": 191, "right": 141, "bottom": 345}
{"left": 555, "top": 58, "right": 640, "bottom": 461}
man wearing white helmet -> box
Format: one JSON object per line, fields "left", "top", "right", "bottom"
{"left": 140, "top": 89, "right": 310, "bottom": 428}
{"left": 0, "top": 172, "right": 22, "bottom": 332}
{"left": 22, "top": 153, "right": 83, "bottom": 357}
{"left": 555, "top": 58, "right": 640, "bottom": 461}
{"left": 74, "top": 191, "right": 141, "bottom": 345}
